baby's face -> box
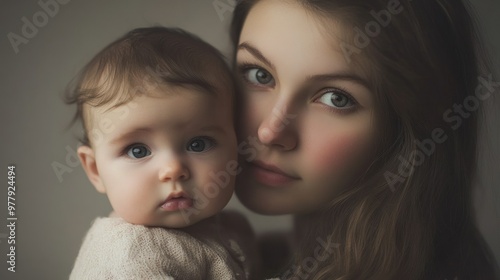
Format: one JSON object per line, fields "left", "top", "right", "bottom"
{"left": 82, "top": 86, "right": 237, "bottom": 228}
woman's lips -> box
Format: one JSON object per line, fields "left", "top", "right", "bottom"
{"left": 160, "top": 193, "right": 193, "bottom": 211}
{"left": 250, "top": 160, "right": 300, "bottom": 186}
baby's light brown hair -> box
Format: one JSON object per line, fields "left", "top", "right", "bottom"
{"left": 66, "top": 26, "right": 236, "bottom": 146}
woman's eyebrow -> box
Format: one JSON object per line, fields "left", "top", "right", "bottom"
{"left": 238, "top": 42, "right": 371, "bottom": 90}
{"left": 237, "top": 42, "right": 276, "bottom": 71}
{"left": 306, "top": 73, "right": 371, "bottom": 90}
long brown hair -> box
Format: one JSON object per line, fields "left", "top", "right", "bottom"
{"left": 231, "top": 0, "right": 499, "bottom": 279}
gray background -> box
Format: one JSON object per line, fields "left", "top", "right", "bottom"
{"left": 0, "top": 0, "right": 498, "bottom": 279}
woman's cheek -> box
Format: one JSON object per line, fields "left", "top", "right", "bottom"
{"left": 306, "top": 132, "right": 367, "bottom": 175}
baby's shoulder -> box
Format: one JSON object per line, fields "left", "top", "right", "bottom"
{"left": 75, "top": 217, "right": 210, "bottom": 267}
{"left": 85, "top": 217, "right": 201, "bottom": 250}
{"left": 71, "top": 218, "right": 208, "bottom": 279}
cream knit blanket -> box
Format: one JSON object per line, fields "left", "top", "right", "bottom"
{"left": 70, "top": 216, "right": 252, "bottom": 279}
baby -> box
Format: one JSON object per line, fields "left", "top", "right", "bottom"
{"left": 68, "top": 27, "right": 256, "bottom": 279}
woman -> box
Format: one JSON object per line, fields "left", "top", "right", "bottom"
{"left": 230, "top": 0, "right": 499, "bottom": 279}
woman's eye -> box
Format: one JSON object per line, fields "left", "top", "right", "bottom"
{"left": 317, "top": 90, "right": 356, "bottom": 109}
{"left": 187, "top": 137, "right": 216, "bottom": 153}
{"left": 242, "top": 67, "right": 275, "bottom": 87}
{"left": 126, "top": 144, "right": 151, "bottom": 159}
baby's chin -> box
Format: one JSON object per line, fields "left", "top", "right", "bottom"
{"left": 113, "top": 200, "right": 229, "bottom": 228}
{"left": 116, "top": 213, "right": 202, "bottom": 229}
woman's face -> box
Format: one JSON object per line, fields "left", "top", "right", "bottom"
{"left": 234, "top": 0, "right": 377, "bottom": 215}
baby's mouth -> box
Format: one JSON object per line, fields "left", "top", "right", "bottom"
{"left": 160, "top": 192, "right": 193, "bottom": 211}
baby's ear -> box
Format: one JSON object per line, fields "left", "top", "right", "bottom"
{"left": 77, "top": 145, "right": 106, "bottom": 193}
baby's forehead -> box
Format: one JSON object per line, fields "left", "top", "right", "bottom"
{"left": 87, "top": 83, "right": 230, "bottom": 122}
{"left": 86, "top": 88, "right": 231, "bottom": 142}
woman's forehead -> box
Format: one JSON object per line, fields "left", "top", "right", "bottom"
{"left": 239, "top": 0, "right": 370, "bottom": 84}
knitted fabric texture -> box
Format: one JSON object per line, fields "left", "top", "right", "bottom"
{"left": 70, "top": 217, "right": 250, "bottom": 279}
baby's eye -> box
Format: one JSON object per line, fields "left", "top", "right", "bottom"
{"left": 317, "top": 89, "right": 357, "bottom": 109}
{"left": 126, "top": 144, "right": 151, "bottom": 159}
{"left": 187, "top": 137, "right": 216, "bottom": 153}
{"left": 242, "top": 67, "right": 275, "bottom": 87}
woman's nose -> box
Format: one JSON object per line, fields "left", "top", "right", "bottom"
{"left": 257, "top": 104, "right": 298, "bottom": 151}
{"left": 159, "top": 156, "right": 190, "bottom": 182}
